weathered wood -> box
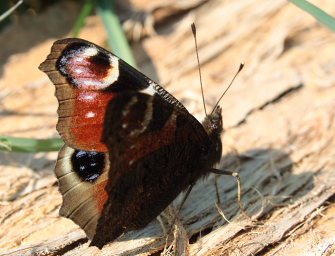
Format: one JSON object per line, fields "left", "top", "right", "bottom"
{"left": 1, "top": 0, "right": 335, "bottom": 255}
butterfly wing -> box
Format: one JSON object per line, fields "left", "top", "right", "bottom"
{"left": 90, "top": 92, "right": 217, "bottom": 248}
{"left": 39, "top": 39, "right": 190, "bottom": 240}
{"left": 39, "top": 38, "right": 186, "bottom": 152}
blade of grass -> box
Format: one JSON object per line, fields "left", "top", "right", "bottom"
{"left": 0, "top": 136, "right": 63, "bottom": 152}
{"left": 72, "top": 0, "right": 95, "bottom": 37}
{"left": 0, "top": 0, "right": 23, "bottom": 22}
{"left": 289, "top": 0, "right": 335, "bottom": 32}
{"left": 96, "top": 0, "right": 136, "bottom": 67}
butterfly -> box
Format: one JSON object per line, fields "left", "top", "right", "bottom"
{"left": 39, "top": 38, "right": 224, "bottom": 248}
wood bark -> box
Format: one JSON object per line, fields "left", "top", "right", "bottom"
{"left": 1, "top": 0, "right": 335, "bottom": 255}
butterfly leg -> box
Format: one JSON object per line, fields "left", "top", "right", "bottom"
{"left": 171, "top": 185, "right": 193, "bottom": 230}
{"left": 210, "top": 168, "right": 248, "bottom": 218}
{"left": 176, "top": 185, "right": 194, "bottom": 215}
{"left": 156, "top": 184, "right": 194, "bottom": 250}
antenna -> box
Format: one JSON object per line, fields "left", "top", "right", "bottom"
{"left": 211, "top": 63, "right": 244, "bottom": 115}
{"left": 191, "top": 23, "right": 207, "bottom": 117}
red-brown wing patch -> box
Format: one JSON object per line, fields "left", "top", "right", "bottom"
{"left": 56, "top": 89, "right": 116, "bottom": 152}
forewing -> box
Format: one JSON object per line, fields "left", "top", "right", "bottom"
{"left": 39, "top": 38, "right": 186, "bottom": 152}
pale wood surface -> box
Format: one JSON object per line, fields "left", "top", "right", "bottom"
{"left": 1, "top": 0, "right": 335, "bottom": 255}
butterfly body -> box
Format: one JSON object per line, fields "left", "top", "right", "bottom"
{"left": 39, "top": 38, "right": 223, "bottom": 248}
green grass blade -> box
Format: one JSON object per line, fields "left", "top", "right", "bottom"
{"left": 0, "top": 0, "right": 23, "bottom": 22}
{"left": 0, "top": 136, "right": 63, "bottom": 152}
{"left": 72, "top": 0, "right": 95, "bottom": 37}
{"left": 289, "top": 0, "right": 335, "bottom": 32}
{"left": 96, "top": 0, "right": 137, "bottom": 67}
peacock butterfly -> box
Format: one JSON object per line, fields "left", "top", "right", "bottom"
{"left": 39, "top": 38, "right": 225, "bottom": 248}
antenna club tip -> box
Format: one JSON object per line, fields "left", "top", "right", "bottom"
{"left": 191, "top": 23, "right": 196, "bottom": 34}
{"left": 238, "top": 62, "right": 244, "bottom": 72}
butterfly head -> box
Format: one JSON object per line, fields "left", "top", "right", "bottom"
{"left": 203, "top": 105, "right": 224, "bottom": 142}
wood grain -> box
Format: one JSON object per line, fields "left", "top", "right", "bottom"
{"left": 1, "top": 0, "right": 335, "bottom": 255}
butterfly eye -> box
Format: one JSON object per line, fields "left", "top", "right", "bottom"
{"left": 200, "top": 146, "right": 209, "bottom": 158}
